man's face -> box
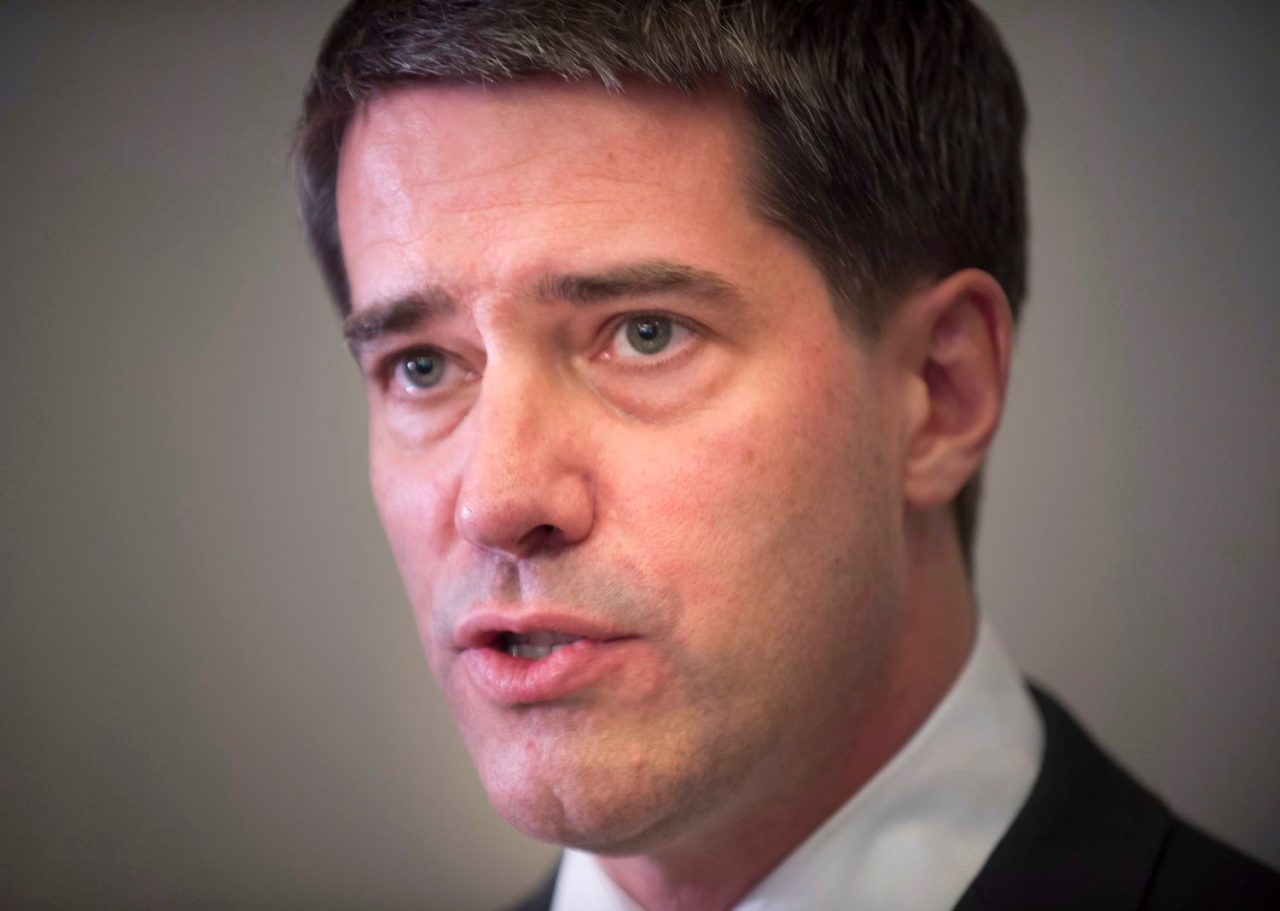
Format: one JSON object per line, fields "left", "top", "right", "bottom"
{"left": 336, "top": 81, "right": 909, "bottom": 852}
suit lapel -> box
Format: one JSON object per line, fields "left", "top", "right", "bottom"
{"left": 953, "top": 686, "right": 1173, "bottom": 910}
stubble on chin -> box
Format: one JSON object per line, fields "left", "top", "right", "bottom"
{"left": 468, "top": 697, "right": 760, "bottom": 855}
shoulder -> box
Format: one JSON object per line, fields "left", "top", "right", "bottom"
{"left": 956, "top": 686, "right": 1279, "bottom": 911}
{"left": 1142, "top": 820, "right": 1280, "bottom": 910}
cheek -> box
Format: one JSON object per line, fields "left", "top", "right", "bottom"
{"left": 368, "top": 436, "right": 459, "bottom": 615}
{"left": 602, "top": 426, "right": 759, "bottom": 604}
{"left": 609, "top": 368, "right": 870, "bottom": 610}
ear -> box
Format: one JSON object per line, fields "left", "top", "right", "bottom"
{"left": 887, "top": 269, "right": 1013, "bottom": 511}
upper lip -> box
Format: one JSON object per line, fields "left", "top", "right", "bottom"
{"left": 454, "top": 608, "right": 633, "bottom": 651}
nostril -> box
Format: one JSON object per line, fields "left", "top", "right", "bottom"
{"left": 519, "top": 523, "right": 564, "bottom": 550}
{"left": 454, "top": 463, "right": 594, "bottom": 556}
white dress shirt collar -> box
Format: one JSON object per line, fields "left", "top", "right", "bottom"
{"left": 551, "top": 618, "right": 1043, "bottom": 911}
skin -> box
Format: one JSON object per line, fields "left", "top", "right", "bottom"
{"left": 336, "top": 79, "right": 1011, "bottom": 911}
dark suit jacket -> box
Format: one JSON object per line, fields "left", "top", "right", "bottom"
{"left": 506, "top": 688, "right": 1279, "bottom": 910}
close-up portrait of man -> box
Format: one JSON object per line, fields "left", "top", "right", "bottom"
{"left": 1, "top": 1, "right": 1278, "bottom": 909}
{"left": 290, "top": 2, "right": 1278, "bottom": 909}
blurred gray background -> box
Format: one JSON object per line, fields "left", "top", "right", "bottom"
{"left": 2, "top": 1, "right": 1276, "bottom": 908}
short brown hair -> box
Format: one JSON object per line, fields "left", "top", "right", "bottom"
{"left": 294, "top": 0, "right": 1028, "bottom": 568}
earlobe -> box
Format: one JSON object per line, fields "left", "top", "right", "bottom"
{"left": 897, "top": 269, "right": 1012, "bottom": 510}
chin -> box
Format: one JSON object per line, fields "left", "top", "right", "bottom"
{"left": 475, "top": 743, "right": 723, "bottom": 855}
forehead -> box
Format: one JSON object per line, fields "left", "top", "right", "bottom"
{"left": 342, "top": 76, "right": 751, "bottom": 180}
{"left": 334, "top": 79, "right": 773, "bottom": 311}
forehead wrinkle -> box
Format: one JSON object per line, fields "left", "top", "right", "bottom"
{"left": 393, "top": 148, "right": 579, "bottom": 190}
{"left": 340, "top": 83, "right": 768, "bottom": 336}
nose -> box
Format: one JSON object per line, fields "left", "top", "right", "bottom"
{"left": 454, "top": 361, "right": 595, "bottom": 559}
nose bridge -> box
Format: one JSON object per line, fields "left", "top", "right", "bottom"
{"left": 454, "top": 355, "right": 594, "bottom": 556}
{"left": 476, "top": 352, "right": 545, "bottom": 456}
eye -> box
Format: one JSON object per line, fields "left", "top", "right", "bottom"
{"left": 606, "top": 314, "right": 693, "bottom": 362}
{"left": 392, "top": 347, "right": 448, "bottom": 391}
{"left": 625, "top": 316, "right": 673, "bottom": 354}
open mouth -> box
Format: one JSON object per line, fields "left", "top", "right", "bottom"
{"left": 494, "top": 631, "right": 584, "bottom": 660}
{"left": 458, "top": 620, "right": 636, "bottom": 703}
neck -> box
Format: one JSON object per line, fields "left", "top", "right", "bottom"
{"left": 599, "top": 509, "right": 976, "bottom": 911}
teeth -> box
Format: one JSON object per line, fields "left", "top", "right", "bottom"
{"left": 502, "top": 631, "right": 583, "bottom": 660}
{"left": 524, "top": 631, "right": 581, "bottom": 647}
{"left": 509, "top": 643, "right": 558, "bottom": 660}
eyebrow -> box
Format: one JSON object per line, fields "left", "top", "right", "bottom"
{"left": 342, "top": 287, "right": 457, "bottom": 354}
{"left": 535, "top": 261, "right": 743, "bottom": 308}
{"left": 342, "top": 260, "right": 743, "bottom": 355}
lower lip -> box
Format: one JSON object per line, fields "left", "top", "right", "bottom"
{"left": 460, "top": 638, "right": 636, "bottom": 705}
